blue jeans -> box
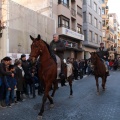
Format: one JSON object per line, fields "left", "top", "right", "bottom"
{"left": 6, "top": 89, "right": 14, "bottom": 105}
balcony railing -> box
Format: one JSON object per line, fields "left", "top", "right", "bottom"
{"left": 71, "top": 8, "right": 76, "bottom": 17}
{"left": 58, "top": 24, "right": 70, "bottom": 29}
{"left": 63, "top": 40, "right": 78, "bottom": 49}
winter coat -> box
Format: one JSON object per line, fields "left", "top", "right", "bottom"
{"left": 14, "top": 66, "right": 23, "bottom": 91}
{"left": 50, "top": 40, "right": 65, "bottom": 60}
{"left": 5, "top": 76, "right": 17, "bottom": 90}
{"left": 96, "top": 47, "right": 109, "bottom": 61}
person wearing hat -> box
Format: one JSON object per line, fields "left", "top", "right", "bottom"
{"left": 0, "top": 56, "right": 14, "bottom": 108}
{"left": 96, "top": 42, "right": 110, "bottom": 76}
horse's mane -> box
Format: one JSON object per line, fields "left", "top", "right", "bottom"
{"left": 41, "top": 40, "right": 57, "bottom": 63}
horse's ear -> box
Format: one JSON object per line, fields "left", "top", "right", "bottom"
{"left": 37, "top": 34, "right": 41, "bottom": 40}
{"left": 30, "top": 35, "right": 34, "bottom": 41}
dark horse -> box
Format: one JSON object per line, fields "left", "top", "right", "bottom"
{"left": 90, "top": 52, "right": 108, "bottom": 95}
{"left": 30, "top": 35, "right": 73, "bottom": 119}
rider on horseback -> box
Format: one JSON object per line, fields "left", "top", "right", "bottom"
{"left": 96, "top": 42, "right": 110, "bottom": 76}
{"left": 50, "top": 34, "right": 66, "bottom": 79}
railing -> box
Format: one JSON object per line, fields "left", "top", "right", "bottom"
{"left": 58, "top": 24, "right": 70, "bottom": 29}
{"left": 63, "top": 40, "right": 78, "bottom": 49}
{"left": 71, "top": 8, "right": 76, "bottom": 17}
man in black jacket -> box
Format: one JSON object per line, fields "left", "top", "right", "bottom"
{"left": 0, "top": 57, "right": 13, "bottom": 107}
{"left": 50, "top": 34, "right": 66, "bottom": 75}
{"left": 96, "top": 42, "right": 110, "bottom": 76}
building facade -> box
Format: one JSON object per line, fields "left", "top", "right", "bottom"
{"left": 83, "top": 0, "right": 102, "bottom": 59}
{"left": 8, "top": 0, "right": 84, "bottom": 59}
{"left": 0, "top": 0, "right": 55, "bottom": 59}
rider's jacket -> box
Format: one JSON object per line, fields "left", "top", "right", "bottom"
{"left": 50, "top": 40, "right": 65, "bottom": 60}
{"left": 96, "top": 47, "right": 109, "bottom": 61}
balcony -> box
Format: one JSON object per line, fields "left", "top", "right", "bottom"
{"left": 71, "top": 8, "right": 76, "bottom": 17}
{"left": 57, "top": 27, "right": 84, "bottom": 41}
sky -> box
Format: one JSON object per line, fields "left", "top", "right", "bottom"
{"left": 108, "top": 0, "right": 120, "bottom": 22}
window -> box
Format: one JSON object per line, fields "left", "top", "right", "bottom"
{"left": 89, "top": 30, "right": 92, "bottom": 41}
{"left": 95, "top": 33, "right": 98, "bottom": 43}
{"left": 89, "top": 13, "right": 92, "bottom": 24}
{"left": 99, "top": 8, "right": 101, "bottom": 16}
{"left": 77, "top": 6, "right": 82, "bottom": 17}
{"left": 94, "top": 18, "right": 97, "bottom": 27}
{"left": 102, "top": 20, "right": 105, "bottom": 26}
{"left": 100, "top": 36, "right": 102, "bottom": 43}
{"left": 84, "top": 30, "right": 87, "bottom": 41}
{"left": 99, "top": 22, "right": 101, "bottom": 30}
{"left": 94, "top": 2, "right": 97, "bottom": 12}
{"left": 88, "top": 0, "right": 91, "bottom": 7}
{"left": 58, "top": 15, "right": 70, "bottom": 28}
{"left": 83, "top": 12, "right": 86, "bottom": 22}
{"left": 102, "top": 7, "right": 105, "bottom": 14}
{"left": 77, "top": 24, "right": 82, "bottom": 34}
{"left": 102, "top": 30, "right": 105, "bottom": 37}
{"left": 58, "top": 0, "right": 69, "bottom": 8}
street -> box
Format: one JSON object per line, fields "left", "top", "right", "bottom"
{"left": 0, "top": 71, "right": 120, "bottom": 120}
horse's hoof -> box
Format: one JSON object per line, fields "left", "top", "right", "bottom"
{"left": 103, "top": 89, "right": 105, "bottom": 91}
{"left": 50, "top": 104, "right": 54, "bottom": 108}
{"left": 69, "top": 95, "right": 73, "bottom": 98}
{"left": 97, "top": 92, "right": 100, "bottom": 95}
{"left": 37, "top": 115, "right": 42, "bottom": 120}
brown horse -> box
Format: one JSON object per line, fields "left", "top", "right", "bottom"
{"left": 29, "top": 35, "right": 73, "bottom": 119}
{"left": 90, "top": 52, "right": 107, "bottom": 95}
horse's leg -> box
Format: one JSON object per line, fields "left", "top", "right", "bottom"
{"left": 95, "top": 76, "right": 99, "bottom": 95}
{"left": 51, "top": 80, "right": 58, "bottom": 97}
{"left": 68, "top": 77, "right": 73, "bottom": 97}
{"left": 47, "top": 95, "right": 54, "bottom": 108}
{"left": 102, "top": 76, "right": 106, "bottom": 91}
{"left": 38, "top": 84, "right": 51, "bottom": 119}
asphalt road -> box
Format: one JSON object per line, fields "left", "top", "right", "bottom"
{"left": 0, "top": 70, "right": 120, "bottom": 120}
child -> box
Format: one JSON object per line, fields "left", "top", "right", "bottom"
{"left": 5, "top": 65, "right": 17, "bottom": 107}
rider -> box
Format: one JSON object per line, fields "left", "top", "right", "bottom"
{"left": 50, "top": 34, "right": 66, "bottom": 78}
{"left": 96, "top": 42, "right": 110, "bottom": 76}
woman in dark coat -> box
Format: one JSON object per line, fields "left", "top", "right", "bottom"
{"left": 14, "top": 60, "right": 24, "bottom": 101}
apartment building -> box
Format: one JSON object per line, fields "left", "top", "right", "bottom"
{"left": 8, "top": 0, "right": 84, "bottom": 59}
{"left": 108, "top": 13, "right": 120, "bottom": 59}
{"left": 83, "top": 0, "right": 102, "bottom": 59}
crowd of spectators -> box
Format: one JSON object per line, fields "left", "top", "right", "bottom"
{"left": 0, "top": 54, "right": 43, "bottom": 108}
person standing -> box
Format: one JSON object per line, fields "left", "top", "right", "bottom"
{"left": 0, "top": 57, "right": 13, "bottom": 108}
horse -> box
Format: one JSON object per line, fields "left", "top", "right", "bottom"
{"left": 29, "top": 34, "right": 73, "bottom": 119}
{"left": 90, "top": 52, "right": 108, "bottom": 95}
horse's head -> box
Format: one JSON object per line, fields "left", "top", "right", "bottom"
{"left": 29, "top": 34, "right": 45, "bottom": 63}
{"left": 90, "top": 52, "right": 99, "bottom": 65}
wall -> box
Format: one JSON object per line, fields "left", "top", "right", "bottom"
{"left": 0, "top": 0, "right": 55, "bottom": 59}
